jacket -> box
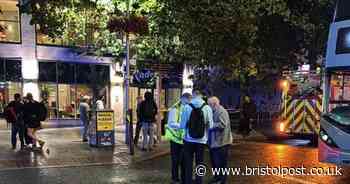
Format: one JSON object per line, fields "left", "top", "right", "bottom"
{"left": 165, "top": 102, "right": 186, "bottom": 144}
{"left": 209, "top": 105, "right": 232, "bottom": 148}
{"left": 6, "top": 100, "right": 24, "bottom": 124}
{"left": 179, "top": 97, "right": 214, "bottom": 145}
{"left": 79, "top": 102, "right": 90, "bottom": 122}
{"left": 139, "top": 100, "right": 158, "bottom": 123}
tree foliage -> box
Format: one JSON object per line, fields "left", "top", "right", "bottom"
{"left": 151, "top": 0, "right": 335, "bottom": 92}
{"left": 20, "top": 0, "right": 336, "bottom": 92}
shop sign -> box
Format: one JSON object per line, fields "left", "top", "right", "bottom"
{"left": 90, "top": 110, "right": 115, "bottom": 147}
{"left": 132, "top": 69, "right": 156, "bottom": 86}
{"left": 97, "top": 111, "right": 114, "bottom": 131}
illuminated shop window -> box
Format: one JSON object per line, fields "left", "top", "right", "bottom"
{"left": 0, "top": 0, "right": 20, "bottom": 43}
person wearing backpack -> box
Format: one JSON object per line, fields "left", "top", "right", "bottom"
{"left": 166, "top": 93, "right": 192, "bottom": 184}
{"left": 208, "top": 96, "right": 232, "bottom": 184}
{"left": 140, "top": 92, "right": 158, "bottom": 151}
{"left": 179, "top": 90, "right": 214, "bottom": 184}
{"left": 5, "top": 93, "right": 25, "bottom": 150}
{"left": 23, "top": 93, "right": 46, "bottom": 149}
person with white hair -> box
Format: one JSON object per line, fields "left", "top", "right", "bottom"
{"left": 80, "top": 96, "right": 90, "bottom": 142}
{"left": 208, "top": 96, "right": 232, "bottom": 184}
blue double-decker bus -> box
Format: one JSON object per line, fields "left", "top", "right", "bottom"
{"left": 319, "top": 0, "right": 350, "bottom": 164}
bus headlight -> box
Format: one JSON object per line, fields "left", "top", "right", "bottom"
{"left": 319, "top": 128, "right": 339, "bottom": 148}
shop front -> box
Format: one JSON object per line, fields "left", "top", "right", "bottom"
{"left": 127, "top": 64, "right": 184, "bottom": 123}
{"left": 0, "top": 58, "right": 22, "bottom": 115}
{"left": 38, "top": 61, "right": 110, "bottom": 119}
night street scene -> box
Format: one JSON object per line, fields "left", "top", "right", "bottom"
{"left": 1, "top": 0, "right": 350, "bottom": 184}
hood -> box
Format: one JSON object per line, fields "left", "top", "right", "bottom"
{"left": 190, "top": 97, "right": 206, "bottom": 108}
{"left": 144, "top": 92, "right": 153, "bottom": 101}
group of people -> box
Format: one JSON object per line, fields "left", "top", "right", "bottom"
{"left": 166, "top": 90, "right": 233, "bottom": 184}
{"left": 5, "top": 93, "right": 47, "bottom": 150}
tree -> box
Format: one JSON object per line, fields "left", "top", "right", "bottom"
{"left": 153, "top": 0, "right": 335, "bottom": 96}
{"left": 20, "top": 0, "right": 124, "bottom": 57}
{"left": 20, "top": 0, "right": 337, "bottom": 98}
{"left": 19, "top": 0, "right": 159, "bottom": 106}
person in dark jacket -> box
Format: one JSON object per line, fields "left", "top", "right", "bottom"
{"left": 6, "top": 93, "right": 25, "bottom": 150}
{"left": 139, "top": 92, "right": 158, "bottom": 151}
{"left": 23, "top": 93, "right": 46, "bottom": 149}
{"left": 239, "top": 95, "right": 257, "bottom": 136}
{"left": 133, "top": 96, "right": 143, "bottom": 146}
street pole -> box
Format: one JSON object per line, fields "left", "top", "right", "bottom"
{"left": 124, "top": 0, "right": 131, "bottom": 144}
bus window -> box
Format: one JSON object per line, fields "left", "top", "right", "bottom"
{"left": 335, "top": 0, "right": 350, "bottom": 22}
{"left": 329, "top": 73, "right": 350, "bottom": 111}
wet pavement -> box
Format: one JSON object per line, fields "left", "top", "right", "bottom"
{"left": 1, "top": 140, "right": 349, "bottom": 184}
{"left": 0, "top": 125, "right": 350, "bottom": 183}
{"left": 0, "top": 125, "right": 170, "bottom": 171}
{"left": 0, "top": 127, "right": 130, "bottom": 170}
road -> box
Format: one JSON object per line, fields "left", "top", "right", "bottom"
{"left": 0, "top": 138, "right": 349, "bottom": 184}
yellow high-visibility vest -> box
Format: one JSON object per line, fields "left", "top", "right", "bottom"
{"left": 165, "top": 103, "right": 185, "bottom": 144}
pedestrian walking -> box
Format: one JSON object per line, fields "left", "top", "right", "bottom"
{"left": 80, "top": 96, "right": 90, "bottom": 142}
{"left": 133, "top": 96, "right": 143, "bottom": 146}
{"left": 139, "top": 92, "right": 158, "bottom": 151}
{"left": 179, "top": 90, "right": 214, "bottom": 184}
{"left": 23, "top": 93, "right": 47, "bottom": 149}
{"left": 5, "top": 93, "right": 25, "bottom": 150}
{"left": 239, "top": 95, "right": 257, "bottom": 136}
{"left": 166, "top": 93, "right": 192, "bottom": 184}
{"left": 208, "top": 96, "right": 233, "bottom": 184}
{"left": 22, "top": 96, "right": 32, "bottom": 146}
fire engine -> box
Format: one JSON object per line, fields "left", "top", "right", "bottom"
{"left": 278, "top": 69, "right": 322, "bottom": 139}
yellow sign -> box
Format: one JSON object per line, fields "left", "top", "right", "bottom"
{"left": 97, "top": 111, "right": 114, "bottom": 131}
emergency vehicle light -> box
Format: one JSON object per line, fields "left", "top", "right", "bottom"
{"left": 279, "top": 122, "right": 285, "bottom": 132}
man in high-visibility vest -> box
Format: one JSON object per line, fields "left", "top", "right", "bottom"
{"left": 165, "top": 93, "right": 192, "bottom": 184}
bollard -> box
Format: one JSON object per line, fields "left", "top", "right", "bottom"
{"left": 128, "top": 109, "right": 134, "bottom": 155}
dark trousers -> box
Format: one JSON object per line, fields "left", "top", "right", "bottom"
{"left": 184, "top": 141, "right": 205, "bottom": 184}
{"left": 134, "top": 121, "right": 142, "bottom": 145}
{"left": 210, "top": 145, "right": 229, "bottom": 184}
{"left": 11, "top": 124, "right": 24, "bottom": 147}
{"left": 171, "top": 141, "right": 185, "bottom": 183}
{"left": 239, "top": 119, "right": 251, "bottom": 136}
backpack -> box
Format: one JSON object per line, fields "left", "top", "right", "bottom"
{"left": 4, "top": 106, "right": 17, "bottom": 123}
{"left": 141, "top": 101, "right": 157, "bottom": 122}
{"left": 187, "top": 103, "right": 206, "bottom": 139}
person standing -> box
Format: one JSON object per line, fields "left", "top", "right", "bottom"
{"left": 179, "top": 90, "right": 214, "bottom": 184}
{"left": 240, "top": 95, "right": 257, "bottom": 137}
{"left": 139, "top": 92, "right": 158, "bottom": 151}
{"left": 133, "top": 96, "right": 143, "bottom": 146}
{"left": 166, "top": 93, "right": 192, "bottom": 184}
{"left": 80, "top": 96, "right": 90, "bottom": 142}
{"left": 5, "top": 93, "right": 25, "bottom": 150}
{"left": 208, "top": 96, "right": 232, "bottom": 184}
{"left": 23, "top": 93, "right": 46, "bottom": 149}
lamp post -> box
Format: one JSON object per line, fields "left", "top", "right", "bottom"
{"left": 124, "top": 0, "right": 131, "bottom": 145}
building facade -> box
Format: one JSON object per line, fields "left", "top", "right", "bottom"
{"left": 0, "top": 0, "right": 118, "bottom": 120}
{"left": 0, "top": 0, "right": 193, "bottom": 122}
